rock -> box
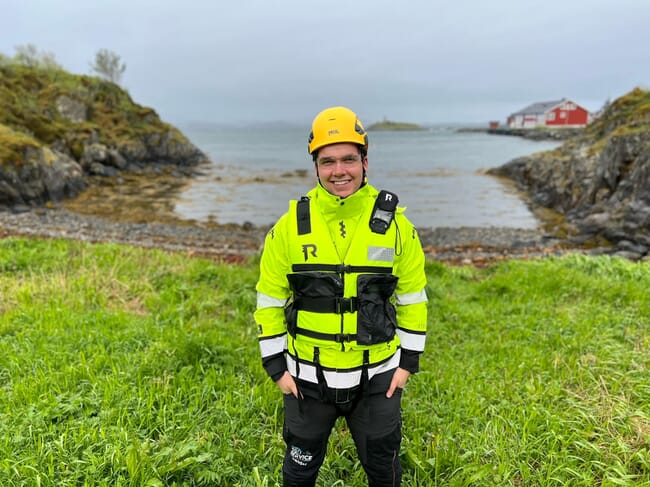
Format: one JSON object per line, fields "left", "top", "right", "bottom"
{"left": 0, "top": 180, "right": 22, "bottom": 205}
{"left": 88, "top": 162, "right": 118, "bottom": 177}
{"left": 577, "top": 212, "right": 610, "bottom": 234}
{"left": 55, "top": 95, "right": 88, "bottom": 123}
{"left": 42, "top": 150, "right": 86, "bottom": 200}
{"left": 107, "top": 149, "right": 128, "bottom": 169}
{"left": 81, "top": 143, "right": 109, "bottom": 168}
{"left": 0, "top": 146, "right": 85, "bottom": 206}
{"left": 611, "top": 250, "right": 644, "bottom": 261}
{"left": 615, "top": 240, "right": 648, "bottom": 255}
{"left": 10, "top": 204, "right": 31, "bottom": 214}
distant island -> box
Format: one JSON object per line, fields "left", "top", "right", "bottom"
{"left": 366, "top": 119, "right": 426, "bottom": 131}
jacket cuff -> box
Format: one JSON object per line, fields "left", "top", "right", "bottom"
{"left": 262, "top": 354, "right": 287, "bottom": 381}
{"left": 399, "top": 349, "right": 420, "bottom": 374}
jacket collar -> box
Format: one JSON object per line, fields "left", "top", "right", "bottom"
{"left": 307, "top": 183, "right": 377, "bottom": 219}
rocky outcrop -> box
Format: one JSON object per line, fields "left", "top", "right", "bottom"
{"left": 0, "top": 64, "right": 209, "bottom": 208}
{"left": 0, "top": 146, "right": 85, "bottom": 206}
{"left": 488, "top": 87, "right": 650, "bottom": 259}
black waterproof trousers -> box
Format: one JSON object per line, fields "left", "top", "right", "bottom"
{"left": 282, "top": 370, "right": 402, "bottom": 487}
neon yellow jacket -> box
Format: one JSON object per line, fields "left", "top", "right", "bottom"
{"left": 255, "top": 183, "right": 427, "bottom": 389}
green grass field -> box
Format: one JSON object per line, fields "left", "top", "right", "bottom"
{"left": 1, "top": 237, "right": 649, "bottom": 486}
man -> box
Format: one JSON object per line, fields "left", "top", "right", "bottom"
{"left": 254, "top": 106, "right": 428, "bottom": 486}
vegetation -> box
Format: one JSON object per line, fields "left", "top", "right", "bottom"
{"left": 366, "top": 119, "right": 426, "bottom": 131}
{"left": 10, "top": 44, "right": 62, "bottom": 71}
{"left": 586, "top": 87, "right": 650, "bottom": 139}
{"left": 1, "top": 237, "right": 649, "bottom": 485}
{"left": 0, "top": 124, "right": 41, "bottom": 165}
{"left": 90, "top": 49, "right": 127, "bottom": 85}
{"left": 0, "top": 48, "right": 187, "bottom": 167}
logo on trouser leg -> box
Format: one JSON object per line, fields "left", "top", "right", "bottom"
{"left": 289, "top": 446, "right": 313, "bottom": 466}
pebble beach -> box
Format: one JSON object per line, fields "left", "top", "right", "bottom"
{"left": 0, "top": 206, "right": 596, "bottom": 266}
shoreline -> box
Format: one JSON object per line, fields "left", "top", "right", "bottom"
{"left": 0, "top": 206, "right": 606, "bottom": 266}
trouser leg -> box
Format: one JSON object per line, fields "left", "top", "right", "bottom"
{"left": 346, "top": 372, "right": 403, "bottom": 487}
{"left": 282, "top": 393, "right": 337, "bottom": 487}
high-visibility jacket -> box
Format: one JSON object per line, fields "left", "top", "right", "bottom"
{"left": 255, "top": 183, "right": 428, "bottom": 389}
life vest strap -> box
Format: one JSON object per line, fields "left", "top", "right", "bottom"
{"left": 291, "top": 263, "right": 393, "bottom": 274}
{"left": 293, "top": 296, "right": 359, "bottom": 314}
{"left": 293, "top": 327, "right": 358, "bottom": 343}
{"left": 297, "top": 197, "right": 311, "bottom": 235}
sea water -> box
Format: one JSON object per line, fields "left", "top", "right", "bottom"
{"left": 175, "top": 124, "right": 560, "bottom": 229}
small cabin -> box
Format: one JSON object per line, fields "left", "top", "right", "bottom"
{"left": 506, "top": 99, "right": 592, "bottom": 129}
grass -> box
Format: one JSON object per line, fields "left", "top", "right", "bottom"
{"left": 1, "top": 238, "right": 649, "bottom": 485}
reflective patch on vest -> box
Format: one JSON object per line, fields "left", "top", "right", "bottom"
{"left": 367, "top": 246, "right": 394, "bottom": 262}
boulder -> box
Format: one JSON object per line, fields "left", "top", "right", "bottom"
{"left": 55, "top": 95, "right": 88, "bottom": 123}
{"left": 0, "top": 146, "right": 85, "bottom": 206}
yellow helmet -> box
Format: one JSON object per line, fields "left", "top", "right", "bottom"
{"left": 308, "top": 106, "right": 368, "bottom": 156}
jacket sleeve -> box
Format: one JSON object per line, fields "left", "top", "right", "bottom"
{"left": 254, "top": 214, "right": 292, "bottom": 381}
{"left": 393, "top": 213, "right": 428, "bottom": 373}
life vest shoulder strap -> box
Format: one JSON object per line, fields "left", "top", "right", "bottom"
{"left": 296, "top": 196, "right": 311, "bottom": 235}
{"left": 294, "top": 190, "right": 399, "bottom": 236}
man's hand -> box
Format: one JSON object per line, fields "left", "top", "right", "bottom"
{"left": 386, "top": 367, "right": 411, "bottom": 398}
{"left": 276, "top": 371, "right": 299, "bottom": 398}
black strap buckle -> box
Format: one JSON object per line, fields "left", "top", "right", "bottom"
{"left": 334, "top": 333, "right": 357, "bottom": 343}
{"left": 335, "top": 297, "right": 358, "bottom": 314}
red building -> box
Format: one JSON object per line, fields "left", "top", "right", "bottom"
{"left": 507, "top": 99, "right": 592, "bottom": 129}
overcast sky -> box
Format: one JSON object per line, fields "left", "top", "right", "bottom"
{"left": 2, "top": 0, "right": 649, "bottom": 127}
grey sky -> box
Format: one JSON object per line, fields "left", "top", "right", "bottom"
{"left": 2, "top": 0, "right": 649, "bottom": 126}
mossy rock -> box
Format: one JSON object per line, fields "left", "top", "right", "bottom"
{"left": 0, "top": 62, "right": 206, "bottom": 206}
{"left": 0, "top": 64, "right": 200, "bottom": 167}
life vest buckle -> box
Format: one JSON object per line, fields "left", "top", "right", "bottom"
{"left": 335, "top": 297, "right": 358, "bottom": 314}
{"left": 334, "top": 333, "right": 357, "bottom": 343}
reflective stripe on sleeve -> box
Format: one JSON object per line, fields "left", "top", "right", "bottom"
{"left": 259, "top": 334, "right": 287, "bottom": 358}
{"left": 395, "top": 289, "right": 428, "bottom": 305}
{"left": 257, "top": 292, "right": 287, "bottom": 309}
{"left": 286, "top": 351, "right": 400, "bottom": 388}
{"left": 397, "top": 328, "right": 426, "bottom": 352}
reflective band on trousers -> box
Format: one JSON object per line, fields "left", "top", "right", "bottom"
{"left": 286, "top": 351, "right": 401, "bottom": 389}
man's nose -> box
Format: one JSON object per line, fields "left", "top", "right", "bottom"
{"left": 332, "top": 161, "right": 347, "bottom": 172}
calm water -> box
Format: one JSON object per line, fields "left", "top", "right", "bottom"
{"left": 175, "top": 124, "right": 560, "bottom": 229}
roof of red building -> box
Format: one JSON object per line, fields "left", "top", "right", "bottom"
{"left": 510, "top": 99, "right": 567, "bottom": 116}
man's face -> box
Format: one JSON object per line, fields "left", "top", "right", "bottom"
{"left": 314, "top": 143, "right": 368, "bottom": 198}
